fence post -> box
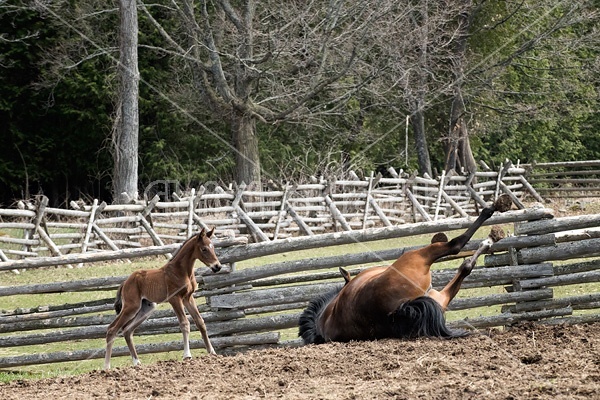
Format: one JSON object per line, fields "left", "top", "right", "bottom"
{"left": 361, "top": 172, "right": 374, "bottom": 230}
{"left": 433, "top": 170, "right": 446, "bottom": 221}
{"left": 273, "top": 185, "right": 291, "bottom": 240}
{"left": 187, "top": 188, "right": 196, "bottom": 239}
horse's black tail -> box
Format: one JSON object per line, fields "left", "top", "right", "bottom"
{"left": 114, "top": 284, "right": 123, "bottom": 315}
{"left": 299, "top": 285, "right": 343, "bottom": 345}
{"left": 389, "top": 296, "right": 468, "bottom": 339}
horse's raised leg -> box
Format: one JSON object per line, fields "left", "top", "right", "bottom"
{"left": 122, "top": 300, "right": 157, "bottom": 367}
{"left": 183, "top": 295, "right": 216, "bottom": 355}
{"left": 429, "top": 229, "right": 501, "bottom": 310}
{"left": 424, "top": 194, "right": 511, "bottom": 263}
{"left": 427, "top": 259, "right": 476, "bottom": 311}
{"left": 169, "top": 296, "right": 193, "bottom": 360}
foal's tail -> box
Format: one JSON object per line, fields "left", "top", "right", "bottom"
{"left": 114, "top": 284, "right": 124, "bottom": 314}
{"left": 389, "top": 296, "right": 468, "bottom": 339}
{"left": 299, "top": 285, "right": 343, "bottom": 345}
{"left": 114, "top": 282, "right": 154, "bottom": 316}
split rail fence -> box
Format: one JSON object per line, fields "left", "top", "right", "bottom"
{"left": 2, "top": 159, "right": 599, "bottom": 263}
{"left": 1, "top": 206, "right": 600, "bottom": 368}
{"left": 0, "top": 161, "right": 541, "bottom": 262}
{"left": 523, "top": 159, "right": 600, "bottom": 199}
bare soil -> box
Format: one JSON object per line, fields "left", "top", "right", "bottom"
{"left": 1, "top": 322, "right": 599, "bottom": 399}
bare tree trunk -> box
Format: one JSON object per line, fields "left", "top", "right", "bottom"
{"left": 232, "top": 112, "right": 261, "bottom": 187}
{"left": 231, "top": 1, "right": 261, "bottom": 187}
{"left": 446, "top": 94, "right": 477, "bottom": 174}
{"left": 445, "top": 2, "right": 477, "bottom": 175}
{"left": 412, "top": 99, "right": 432, "bottom": 177}
{"left": 112, "top": 0, "right": 139, "bottom": 203}
{"left": 411, "top": 0, "right": 433, "bottom": 177}
{"left": 140, "top": 0, "right": 371, "bottom": 189}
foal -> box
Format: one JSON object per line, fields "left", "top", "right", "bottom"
{"left": 104, "top": 227, "right": 221, "bottom": 370}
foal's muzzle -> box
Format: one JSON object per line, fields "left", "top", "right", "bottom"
{"left": 210, "top": 264, "right": 222, "bottom": 273}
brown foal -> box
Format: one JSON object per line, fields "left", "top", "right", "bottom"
{"left": 104, "top": 227, "right": 221, "bottom": 370}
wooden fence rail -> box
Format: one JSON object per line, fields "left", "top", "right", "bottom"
{"left": 521, "top": 159, "right": 600, "bottom": 198}
{"left": 1, "top": 206, "right": 600, "bottom": 368}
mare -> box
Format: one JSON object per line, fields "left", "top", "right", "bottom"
{"left": 104, "top": 227, "right": 222, "bottom": 370}
{"left": 299, "top": 195, "right": 512, "bottom": 344}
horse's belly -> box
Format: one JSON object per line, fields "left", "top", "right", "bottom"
{"left": 320, "top": 301, "right": 388, "bottom": 342}
{"left": 321, "top": 282, "right": 427, "bottom": 341}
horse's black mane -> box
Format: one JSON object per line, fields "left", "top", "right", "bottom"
{"left": 298, "top": 284, "right": 344, "bottom": 345}
{"left": 387, "top": 296, "right": 468, "bottom": 339}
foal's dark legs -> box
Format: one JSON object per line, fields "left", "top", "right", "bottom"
{"left": 183, "top": 296, "right": 216, "bottom": 355}
{"left": 104, "top": 299, "right": 156, "bottom": 370}
{"left": 105, "top": 303, "right": 141, "bottom": 369}
{"left": 122, "top": 300, "right": 156, "bottom": 366}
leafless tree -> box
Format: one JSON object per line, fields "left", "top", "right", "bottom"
{"left": 139, "top": 0, "right": 383, "bottom": 186}
{"left": 364, "top": 0, "right": 600, "bottom": 175}
{"left": 364, "top": 0, "right": 473, "bottom": 176}
{"left": 112, "top": 0, "right": 139, "bottom": 203}
{"left": 445, "top": 0, "right": 477, "bottom": 175}
{"left": 467, "top": 0, "right": 600, "bottom": 134}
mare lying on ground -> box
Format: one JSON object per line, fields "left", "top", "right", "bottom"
{"left": 299, "top": 195, "right": 511, "bottom": 344}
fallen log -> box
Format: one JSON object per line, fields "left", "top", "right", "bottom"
{"left": 448, "top": 307, "right": 573, "bottom": 330}
{"left": 0, "top": 332, "right": 280, "bottom": 368}
{"left": 216, "top": 208, "right": 554, "bottom": 263}
{"left": 0, "top": 237, "right": 247, "bottom": 271}
{"left": 502, "top": 292, "right": 600, "bottom": 313}
{"left": 209, "top": 283, "right": 342, "bottom": 310}
{"left": 447, "top": 289, "right": 553, "bottom": 311}
{"left": 0, "top": 309, "right": 244, "bottom": 334}
{"left": 0, "top": 311, "right": 294, "bottom": 348}
{"left": 515, "top": 270, "right": 600, "bottom": 290}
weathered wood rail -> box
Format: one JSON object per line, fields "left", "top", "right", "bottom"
{"left": 1, "top": 206, "right": 600, "bottom": 368}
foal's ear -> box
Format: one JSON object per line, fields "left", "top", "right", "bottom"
{"left": 207, "top": 227, "right": 215, "bottom": 238}
{"left": 198, "top": 228, "right": 207, "bottom": 238}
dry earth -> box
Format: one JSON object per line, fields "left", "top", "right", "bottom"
{"left": 0, "top": 322, "right": 598, "bottom": 399}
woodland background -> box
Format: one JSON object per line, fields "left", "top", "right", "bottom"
{"left": 1, "top": 0, "right": 600, "bottom": 206}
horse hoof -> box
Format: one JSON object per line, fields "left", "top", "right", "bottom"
{"left": 430, "top": 232, "right": 448, "bottom": 243}
{"left": 494, "top": 194, "right": 512, "bottom": 212}
{"left": 489, "top": 225, "right": 505, "bottom": 242}
{"left": 183, "top": 356, "right": 192, "bottom": 361}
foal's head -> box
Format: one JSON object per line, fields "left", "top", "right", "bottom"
{"left": 192, "top": 227, "right": 222, "bottom": 272}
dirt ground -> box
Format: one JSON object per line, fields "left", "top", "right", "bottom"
{"left": 1, "top": 322, "right": 599, "bottom": 400}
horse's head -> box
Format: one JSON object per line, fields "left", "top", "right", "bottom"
{"left": 195, "top": 227, "right": 222, "bottom": 273}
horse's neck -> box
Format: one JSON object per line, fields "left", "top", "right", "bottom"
{"left": 165, "top": 241, "right": 196, "bottom": 276}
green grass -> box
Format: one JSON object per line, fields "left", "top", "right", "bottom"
{"left": 1, "top": 226, "right": 599, "bottom": 382}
